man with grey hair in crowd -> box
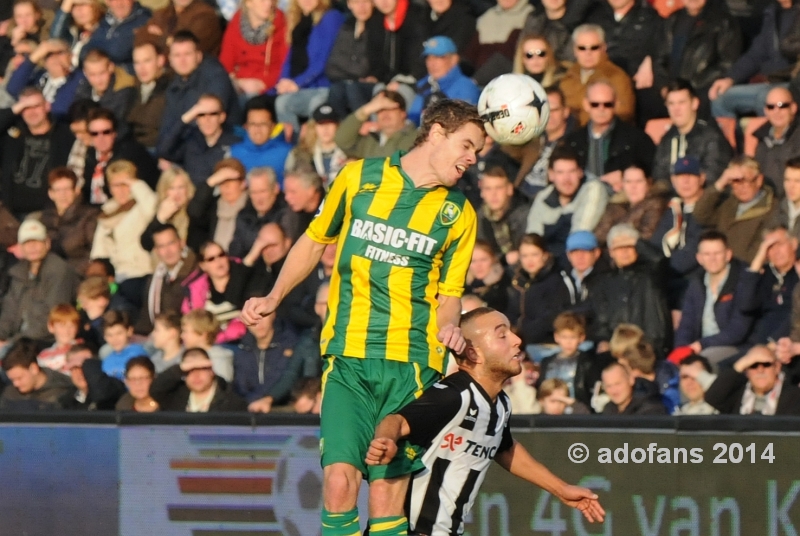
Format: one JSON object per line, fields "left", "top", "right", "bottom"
{"left": 705, "top": 346, "right": 800, "bottom": 415}
{"left": 229, "top": 167, "right": 299, "bottom": 257}
{"left": 282, "top": 169, "right": 325, "bottom": 239}
{"left": 590, "top": 223, "right": 672, "bottom": 357}
{"left": 558, "top": 24, "right": 636, "bottom": 125}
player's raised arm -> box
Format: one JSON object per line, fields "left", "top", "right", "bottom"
{"left": 495, "top": 441, "right": 605, "bottom": 523}
{"left": 437, "top": 294, "right": 465, "bottom": 354}
{"left": 241, "top": 234, "right": 327, "bottom": 324}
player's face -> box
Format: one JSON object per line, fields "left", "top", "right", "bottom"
{"left": 431, "top": 122, "right": 484, "bottom": 187}
{"left": 477, "top": 312, "right": 523, "bottom": 378}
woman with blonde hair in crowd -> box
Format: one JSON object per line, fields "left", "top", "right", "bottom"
{"left": 90, "top": 160, "right": 157, "bottom": 310}
{"left": 140, "top": 166, "right": 200, "bottom": 252}
{"left": 50, "top": 0, "right": 104, "bottom": 66}
{"left": 512, "top": 33, "right": 563, "bottom": 88}
{"left": 272, "top": 0, "right": 344, "bottom": 131}
{"left": 220, "top": 0, "right": 289, "bottom": 97}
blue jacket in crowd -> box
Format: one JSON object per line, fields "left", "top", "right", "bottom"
{"left": 230, "top": 124, "right": 294, "bottom": 185}
{"left": 233, "top": 324, "right": 304, "bottom": 404}
{"left": 408, "top": 65, "right": 480, "bottom": 124}
{"left": 5, "top": 59, "right": 85, "bottom": 119}
{"left": 278, "top": 9, "right": 345, "bottom": 89}
{"left": 82, "top": 2, "right": 151, "bottom": 73}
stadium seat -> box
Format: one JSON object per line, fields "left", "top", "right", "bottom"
{"left": 645, "top": 118, "right": 672, "bottom": 145}
{"left": 715, "top": 117, "right": 737, "bottom": 151}
{"left": 650, "top": 0, "right": 684, "bottom": 18}
{"left": 742, "top": 117, "right": 768, "bottom": 157}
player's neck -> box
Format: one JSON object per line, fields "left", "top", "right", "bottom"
{"left": 400, "top": 149, "right": 447, "bottom": 189}
{"left": 462, "top": 367, "right": 504, "bottom": 401}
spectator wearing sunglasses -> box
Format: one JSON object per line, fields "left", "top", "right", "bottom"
{"left": 561, "top": 80, "right": 654, "bottom": 192}
{"left": 512, "top": 33, "right": 564, "bottom": 88}
{"left": 558, "top": 24, "right": 635, "bottom": 126}
{"left": 705, "top": 345, "right": 800, "bottom": 415}
{"left": 694, "top": 156, "right": 777, "bottom": 263}
{"left": 81, "top": 107, "right": 159, "bottom": 206}
{"left": 752, "top": 88, "right": 800, "bottom": 197}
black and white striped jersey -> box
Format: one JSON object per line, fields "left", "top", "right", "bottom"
{"left": 398, "top": 370, "right": 514, "bottom": 536}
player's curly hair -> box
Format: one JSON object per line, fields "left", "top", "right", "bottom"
{"left": 413, "top": 99, "right": 485, "bottom": 148}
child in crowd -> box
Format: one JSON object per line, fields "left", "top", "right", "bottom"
{"left": 536, "top": 313, "right": 606, "bottom": 410}
{"left": 37, "top": 304, "right": 82, "bottom": 374}
{"left": 149, "top": 312, "right": 184, "bottom": 373}
{"left": 503, "top": 356, "right": 540, "bottom": 415}
{"left": 76, "top": 276, "right": 111, "bottom": 350}
{"left": 116, "top": 356, "right": 159, "bottom": 412}
{"left": 537, "top": 378, "right": 591, "bottom": 415}
{"left": 100, "top": 310, "right": 147, "bottom": 380}
{"left": 180, "top": 309, "right": 234, "bottom": 382}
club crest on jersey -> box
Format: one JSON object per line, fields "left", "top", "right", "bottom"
{"left": 438, "top": 201, "right": 461, "bottom": 226}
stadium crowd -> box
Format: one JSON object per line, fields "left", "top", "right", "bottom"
{"left": 0, "top": 0, "right": 800, "bottom": 417}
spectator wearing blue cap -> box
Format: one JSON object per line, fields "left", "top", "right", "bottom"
{"left": 407, "top": 36, "right": 480, "bottom": 125}
{"left": 651, "top": 154, "right": 705, "bottom": 312}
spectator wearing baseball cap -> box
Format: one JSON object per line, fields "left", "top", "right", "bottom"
{"left": 650, "top": 154, "right": 706, "bottom": 311}
{"left": 0, "top": 219, "right": 81, "bottom": 349}
{"left": 407, "top": 36, "right": 480, "bottom": 125}
{"left": 591, "top": 223, "right": 672, "bottom": 358}
{"left": 285, "top": 104, "right": 348, "bottom": 188}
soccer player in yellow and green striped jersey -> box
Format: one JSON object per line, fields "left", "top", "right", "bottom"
{"left": 241, "top": 99, "right": 486, "bottom": 536}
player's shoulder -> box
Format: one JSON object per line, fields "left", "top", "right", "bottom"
{"left": 436, "top": 370, "right": 477, "bottom": 394}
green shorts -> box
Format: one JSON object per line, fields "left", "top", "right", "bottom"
{"left": 319, "top": 355, "right": 440, "bottom": 481}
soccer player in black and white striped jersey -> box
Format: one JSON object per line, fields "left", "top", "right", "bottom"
{"left": 366, "top": 307, "right": 605, "bottom": 535}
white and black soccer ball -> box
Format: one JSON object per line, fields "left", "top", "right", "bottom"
{"left": 478, "top": 74, "right": 550, "bottom": 145}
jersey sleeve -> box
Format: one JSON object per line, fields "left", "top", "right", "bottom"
{"left": 437, "top": 203, "right": 477, "bottom": 297}
{"left": 495, "top": 392, "right": 514, "bottom": 456}
{"left": 399, "top": 382, "right": 464, "bottom": 448}
{"left": 305, "top": 161, "right": 358, "bottom": 244}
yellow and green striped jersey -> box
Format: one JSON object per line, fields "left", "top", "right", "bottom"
{"left": 306, "top": 152, "right": 477, "bottom": 373}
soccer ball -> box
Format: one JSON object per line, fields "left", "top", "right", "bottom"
{"left": 478, "top": 74, "right": 550, "bottom": 145}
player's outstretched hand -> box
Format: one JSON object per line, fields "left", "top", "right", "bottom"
{"left": 241, "top": 296, "right": 279, "bottom": 326}
{"left": 365, "top": 438, "right": 398, "bottom": 466}
{"left": 559, "top": 485, "right": 605, "bottom": 523}
{"left": 437, "top": 324, "right": 466, "bottom": 354}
